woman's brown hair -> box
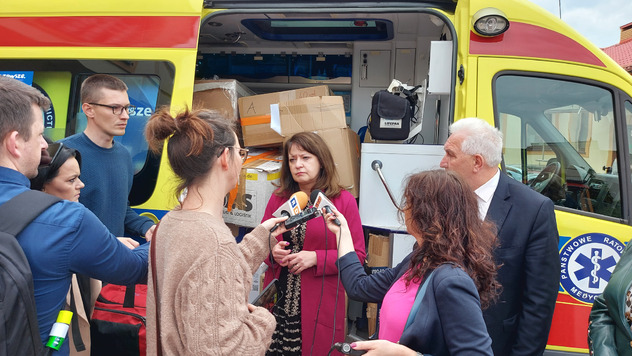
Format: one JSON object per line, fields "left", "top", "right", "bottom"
{"left": 275, "top": 131, "right": 343, "bottom": 199}
{"left": 145, "top": 107, "right": 237, "bottom": 195}
{"left": 401, "top": 169, "right": 500, "bottom": 309}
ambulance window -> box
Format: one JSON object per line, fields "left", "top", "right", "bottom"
{"left": 496, "top": 75, "right": 621, "bottom": 218}
{"left": 0, "top": 60, "right": 174, "bottom": 206}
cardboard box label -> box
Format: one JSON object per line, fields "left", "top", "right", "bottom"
{"left": 223, "top": 149, "right": 282, "bottom": 227}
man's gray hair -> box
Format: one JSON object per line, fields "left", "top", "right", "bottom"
{"left": 449, "top": 117, "right": 503, "bottom": 167}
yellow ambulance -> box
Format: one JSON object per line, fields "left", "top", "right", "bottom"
{"left": 3, "top": 0, "right": 632, "bottom": 354}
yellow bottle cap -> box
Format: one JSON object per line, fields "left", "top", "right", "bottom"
{"left": 56, "top": 310, "right": 73, "bottom": 325}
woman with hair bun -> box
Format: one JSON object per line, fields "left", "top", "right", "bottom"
{"left": 145, "top": 108, "right": 291, "bottom": 355}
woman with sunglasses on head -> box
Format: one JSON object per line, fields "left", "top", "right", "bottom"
{"left": 30, "top": 142, "right": 142, "bottom": 355}
{"left": 144, "top": 108, "right": 291, "bottom": 355}
{"left": 30, "top": 142, "right": 106, "bottom": 356}
{"left": 30, "top": 142, "right": 85, "bottom": 202}
{"left": 262, "top": 131, "right": 366, "bottom": 356}
{"left": 325, "top": 169, "right": 500, "bottom": 356}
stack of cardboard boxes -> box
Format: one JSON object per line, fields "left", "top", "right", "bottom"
{"left": 193, "top": 80, "right": 360, "bottom": 229}
{"left": 238, "top": 85, "right": 360, "bottom": 197}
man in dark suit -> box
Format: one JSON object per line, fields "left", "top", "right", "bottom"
{"left": 440, "top": 117, "right": 560, "bottom": 356}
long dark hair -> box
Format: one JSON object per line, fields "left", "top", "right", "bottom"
{"left": 275, "top": 131, "right": 342, "bottom": 199}
{"left": 401, "top": 169, "right": 500, "bottom": 309}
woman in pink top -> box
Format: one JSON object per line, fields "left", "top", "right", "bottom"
{"left": 329, "top": 170, "right": 501, "bottom": 356}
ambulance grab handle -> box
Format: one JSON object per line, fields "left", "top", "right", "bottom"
{"left": 371, "top": 160, "right": 400, "bottom": 210}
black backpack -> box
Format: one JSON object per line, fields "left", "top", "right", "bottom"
{"left": 0, "top": 190, "right": 60, "bottom": 356}
{"left": 369, "top": 90, "right": 414, "bottom": 140}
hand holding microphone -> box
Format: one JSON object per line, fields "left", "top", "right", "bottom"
{"left": 310, "top": 189, "right": 341, "bottom": 226}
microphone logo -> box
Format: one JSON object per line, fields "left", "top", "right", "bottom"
{"left": 289, "top": 196, "right": 301, "bottom": 215}
{"left": 314, "top": 195, "right": 323, "bottom": 210}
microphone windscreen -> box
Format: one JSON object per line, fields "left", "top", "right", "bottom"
{"left": 310, "top": 189, "right": 323, "bottom": 203}
{"left": 293, "top": 191, "right": 309, "bottom": 210}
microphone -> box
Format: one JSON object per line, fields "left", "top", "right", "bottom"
{"left": 270, "top": 191, "right": 309, "bottom": 232}
{"left": 284, "top": 206, "right": 320, "bottom": 229}
{"left": 272, "top": 191, "right": 308, "bottom": 218}
{"left": 310, "top": 189, "right": 341, "bottom": 226}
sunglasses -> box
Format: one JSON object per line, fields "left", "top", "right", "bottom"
{"left": 46, "top": 142, "right": 64, "bottom": 167}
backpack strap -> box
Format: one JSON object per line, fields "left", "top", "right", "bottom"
{"left": 0, "top": 190, "right": 60, "bottom": 356}
{"left": 404, "top": 268, "right": 436, "bottom": 330}
{"left": 150, "top": 222, "right": 162, "bottom": 356}
{"left": 0, "top": 190, "right": 61, "bottom": 235}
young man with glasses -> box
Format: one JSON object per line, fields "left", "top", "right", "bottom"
{"left": 61, "top": 74, "right": 156, "bottom": 241}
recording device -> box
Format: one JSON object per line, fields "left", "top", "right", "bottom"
{"left": 332, "top": 342, "right": 367, "bottom": 355}
{"left": 310, "top": 189, "right": 341, "bottom": 226}
{"left": 272, "top": 191, "right": 308, "bottom": 218}
{"left": 271, "top": 192, "right": 310, "bottom": 232}
{"left": 252, "top": 279, "right": 280, "bottom": 312}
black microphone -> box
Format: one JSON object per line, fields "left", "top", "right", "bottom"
{"left": 270, "top": 192, "right": 316, "bottom": 232}
{"left": 310, "top": 189, "right": 341, "bottom": 226}
{"left": 284, "top": 207, "right": 320, "bottom": 229}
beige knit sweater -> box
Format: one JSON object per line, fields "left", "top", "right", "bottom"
{"left": 146, "top": 210, "right": 277, "bottom": 355}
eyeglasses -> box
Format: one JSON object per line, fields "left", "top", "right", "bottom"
{"left": 46, "top": 142, "right": 64, "bottom": 167}
{"left": 232, "top": 147, "right": 249, "bottom": 163}
{"left": 89, "top": 102, "right": 135, "bottom": 115}
{"left": 218, "top": 146, "right": 249, "bottom": 163}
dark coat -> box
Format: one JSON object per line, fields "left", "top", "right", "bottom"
{"left": 483, "top": 172, "right": 560, "bottom": 356}
{"left": 337, "top": 252, "right": 493, "bottom": 356}
{"left": 588, "top": 242, "right": 632, "bottom": 356}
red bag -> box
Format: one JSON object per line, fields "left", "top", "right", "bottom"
{"left": 90, "top": 284, "right": 147, "bottom": 356}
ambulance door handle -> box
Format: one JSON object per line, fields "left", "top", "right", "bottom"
{"left": 361, "top": 64, "right": 368, "bottom": 80}
{"left": 371, "top": 160, "right": 400, "bottom": 210}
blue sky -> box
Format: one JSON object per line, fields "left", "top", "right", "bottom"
{"left": 528, "top": 0, "right": 632, "bottom": 48}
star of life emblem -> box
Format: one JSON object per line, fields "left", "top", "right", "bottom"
{"left": 560, "top": 233, "right": 624, "bottom": 303}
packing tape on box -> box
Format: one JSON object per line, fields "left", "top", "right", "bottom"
{"left": 241, "top": 114, "right": 271, "bottom": 126}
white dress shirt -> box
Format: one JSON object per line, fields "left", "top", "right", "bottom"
{"left": 474, "top": 169, "right": 501, "bottom": 220}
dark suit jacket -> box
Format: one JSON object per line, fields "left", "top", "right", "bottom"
{"left": 483, "top": 172, "right": 560, "bottom": 356}
{"left": 337, "top": 252, "right": 493, "bottom": 356}
{"left": 588, "top": 242, "right": 632, "bottom": 356}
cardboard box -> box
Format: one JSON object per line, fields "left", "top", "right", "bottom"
{"left": 278, "top": 96, "right": 347, "bottom": 136}
{"left": 239, "top": 85, "right": 332, "bottom": 118}
{"left": 277, "top": 95, "right": 359, "bottom": 196}
{"left": 240, "top": 115, "right": 284, "bottom": 147}
{"left": 367, "top": 233, "right": 390, "bottom": 269}
{"left": 365, "top": 233, "right": 390, "bottom": 336}
{"left": 238, "top": 85, "right": 333, "bottom": 147}
{"left": 222, "top": 148, "right": 282, "bottom": 227}
{"left": 193, "top": 79, "right": 254, "bottom": 125}
{"left": 366, "top": 303, "right": 379, "bottom": 336}
{"left": 314, "top": 127, "right": 360, "bottom": 197}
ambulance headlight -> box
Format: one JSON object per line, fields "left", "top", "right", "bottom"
{"left": 472, "top": 8, "right": 510, "bottom": 37}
